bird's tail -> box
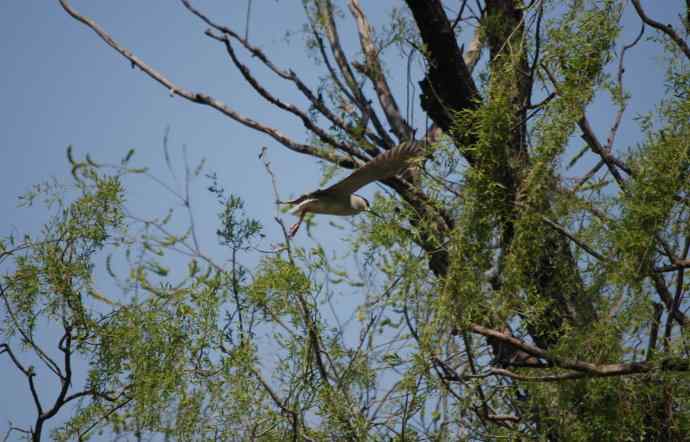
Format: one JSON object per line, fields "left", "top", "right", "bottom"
{"left": 279, "top": 195, "right": 308, "bottom": 205}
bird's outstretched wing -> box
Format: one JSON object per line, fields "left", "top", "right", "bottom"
{"left": 322, "top": 141, "right": 419, "bottom": 196}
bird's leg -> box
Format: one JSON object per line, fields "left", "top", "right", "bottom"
{"left": 288, "top": 212, "right": 305, "bottom": 238}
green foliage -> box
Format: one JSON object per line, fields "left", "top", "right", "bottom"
{"left": 614, "top": 75, "right": 690, "bottom": 279}
{"left": 5, "top": 2, "right": 690, "bottom": 441}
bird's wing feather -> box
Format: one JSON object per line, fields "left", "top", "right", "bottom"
{"left": 322, "top": 141, "right": 419, "bottom": 196}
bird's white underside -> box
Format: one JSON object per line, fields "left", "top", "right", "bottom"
{"left": 290, "top": 195, "right": 366, "bottom": 216}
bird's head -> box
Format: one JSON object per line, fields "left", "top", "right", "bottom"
{"left": 352, "top": 194, "right": 385, "bottom": 220}
{"left": 351, "top": 194, "right": 370, "bottom": 212}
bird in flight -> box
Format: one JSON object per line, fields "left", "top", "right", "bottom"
{"left": 283, "top": 141, "right": 419, "bottom": 237}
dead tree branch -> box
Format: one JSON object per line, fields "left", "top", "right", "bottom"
{"left": 348, "top": 0, "right": 413, "bottom": 141}
{"left": 58, "top": 0, "right": 357, "bottom": 169}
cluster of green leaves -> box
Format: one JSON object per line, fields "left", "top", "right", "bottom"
{"left": 1, "top": 152, "right": 287, "bottom": 441}
{"left": 436, "top": 1, "right": 690, "bottom": 439}
{"left": 4, "top": 1, "right": 690, "bottom": 440}
{"left": 3, "top": 154, "right": 125, "bottom": 339}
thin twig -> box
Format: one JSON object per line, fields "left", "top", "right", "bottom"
{"left": 605, "top": 23, "right": 645, "bottom": 151}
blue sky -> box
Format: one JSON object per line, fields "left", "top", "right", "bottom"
{"left": 0, "top": 1, "right": 402, "bottom": 437}
{"left": 0, "top": 0, "right": 681, "bottom": 439}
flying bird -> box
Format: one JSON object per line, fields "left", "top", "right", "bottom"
{"left": 283, "top": 141, "right": 419, "bottom": 237}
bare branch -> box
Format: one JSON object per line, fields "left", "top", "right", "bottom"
{"left": 651, "top": 273, "right": 687, "bottom": 327}
{"left": 654, "top": 258, "right": 690, "bottom": 273}
{"left": 470, "top": 323, "right": 690, "bottom": 376}
{"left": 527, "top": 0, "right": 545, "bottom": 107}
{"left": 542, "top": 64, "right": 632, "bottom": 185}
{"left": 3, "top": 425, "right": 31, "bottom": 442}
{"left": 249, "top": 365, "right": 294, "bottom": 417}
{"left": 537, "top": 214, "right": 606, "bottom": 261}
{"left": 207, "top": 30, "right": 368, "bottom": 164}
{"left": 490, "top": 367, "right": 588, "bottom": 382}
{"left": 1, "top": 344, "right": 44, "bottom": 414}
{"left": 57, "top": 0, "right": 356, "bottom": 168}
{"left": 42, "top": 327, "right": 74, "bottom": 421}
{"left": 317, "top": 0, "right": 395, "bottom": 149}
{"left": 181, "top": 0, "right": 382, "bottom": 156}
{"left": 77, "top": 398, "right": 134, "bottom": 441}
{"left": 630, "top": 0, "right": 690, "bottom": 60}
{"left": 450, "top": 0, "right": 470, "bottom": 30}
{"left": 573, "top": 159, "right": 607, "bottom": 191}
{"left": 348, "top": 0, "right": 413, "bottom": 141}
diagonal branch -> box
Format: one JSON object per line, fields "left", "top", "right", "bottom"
{"left": 347, "top": 0, "right": 412, "bottom": 141}
{"left": 490, "top": 367, "right": 589, "bottom": 382}
{"left": 538, "top": 214, "right": 606, "bottom": 261}
{"left": 57, "top": 0, "right": 356, "bottom": 169}
{"left": 317, "top": 0, "right": 395, "bottom": 149}
{"left": 308, "top": 23, "right": 391, "bottom": 152}
{"left": 1, "top": 344, "right": 44, "bottom": 414}
{"left": 542, "top": 65, "right": 632, "bottom": 186}
{"left": 0, "top": 285, "right": 63, "bottom": 379}
{"left": 631, "top": 0, "right": 690, "bottom": 60}
{"left": 655, "top": 258, "right": 690, "bottom": 273}
{"left": 207, "top": 30, "right": 368, "bottom": 164}
{"left": 181, "top": 0, "right": 382, "bottom": 156}
{"left": 651, "top": 273, "right": 687, "bottom": 327}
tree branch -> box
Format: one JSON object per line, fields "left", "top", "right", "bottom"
{"left": 537, "top": 213, "right": 606, "bottom": 261}
{"left": 181, "top": 0, "right": 383, "bottom": 156}
{"left": 207, "top": 30, "right": 368, "bottom": 164}
{"left": 470, "top": 324, "right": 690, "bottom": 377}
{"left": 57, "top": 0, "right": 357, "bottom": 168}
{"left": 630, "top": 0, "right": 690, "bottom": 60}
{"left": 0, "top": 285, "right": 63, "bottom": 378}
{"left": 654, "top": 258, "right": 690, "bottom": 273}
{"left": 317, "top": 0, "right": 395, "bottom": 149}
{"left": 1, "top": 344, "right": 44, "bottom": 415}
{"left": 347, "top": 0, "right": 412, "bottom": 141}
{"left": 606, "top": 23, "right": 645, "bottom": 151}
{"left": 405, "top": 0, "right": 481, "bottom": 145}
{"left": 3, "top": 426, "right": 31, "bottom": 442}
{"left": 651, "top": 273, "right": 687, "bottom": 327}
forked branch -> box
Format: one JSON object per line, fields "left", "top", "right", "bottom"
{"left": 348, "top": 0, "right": 413, "bottom": 141}
{"left": 181, "top": 0, "right": 383, "bottom": 157}
{"left": 631, "top": 0, "right": 690, "bottom": 60}
{"left": 57, "top": 0, "right": 357, "bottom": 169}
